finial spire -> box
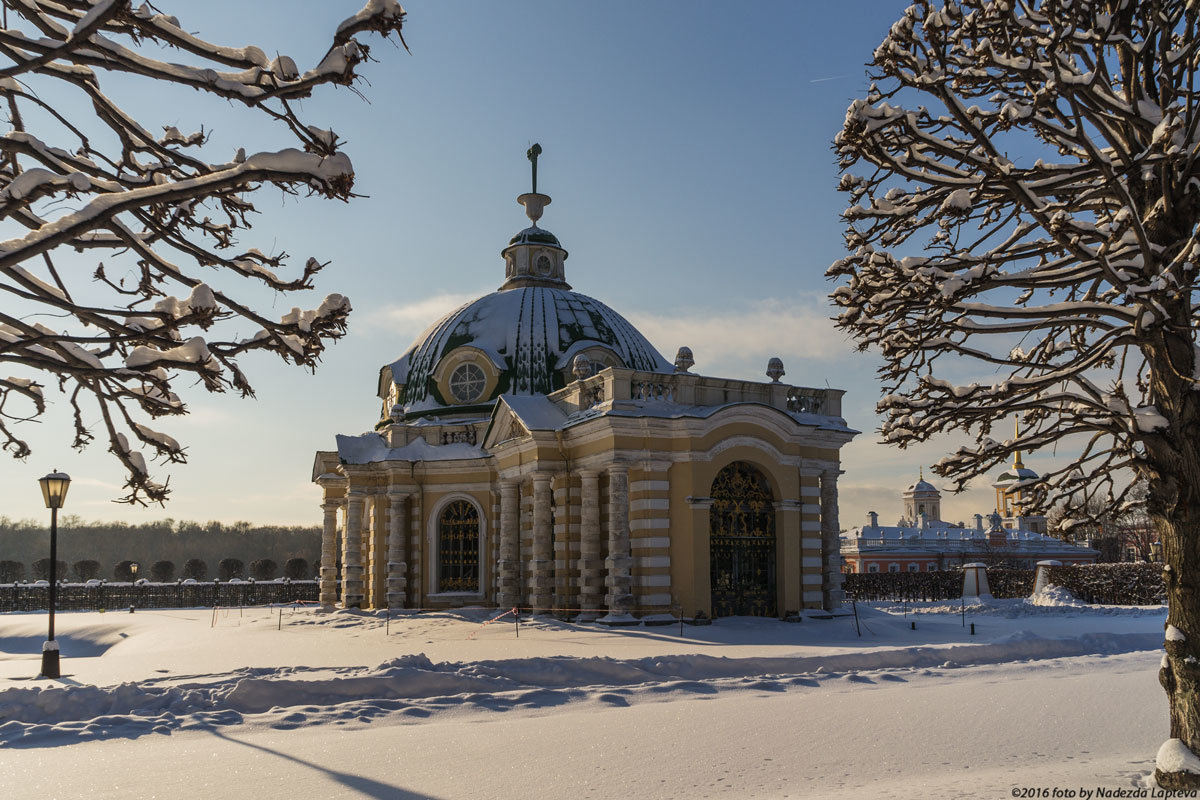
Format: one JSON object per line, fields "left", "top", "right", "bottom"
{"left": 527, "top": 143, "right": 542, "bottom": 194}
{"left": 919, "top": 466, "right": 924, "bottom": 481}
{"left": 1013, "top": 418, "right": 1025, "bottom": 469}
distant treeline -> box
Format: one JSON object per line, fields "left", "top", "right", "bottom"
{"left": 0, "top": 516, "right": 320, "bottom": 581}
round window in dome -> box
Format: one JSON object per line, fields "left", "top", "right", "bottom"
{"left": 449, "top": 363, "right": 486, "bottom": 403}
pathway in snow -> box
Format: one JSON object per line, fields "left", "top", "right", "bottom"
{"left": 0, "top": 600, "right": 1172, "bottom": 797}
{"left": 0, "top": 652, "right": 1164, "bottom": 799}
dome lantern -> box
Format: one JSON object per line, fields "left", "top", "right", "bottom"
{"left": 500, "top": 143, "right": 570, "bottom": 290}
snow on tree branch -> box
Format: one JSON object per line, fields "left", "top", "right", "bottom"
{"left": 829, "top": 0, "right": 1200, "bottom": 519}
{"left": 0, "top": 0, "right": 405, "bottom": 503}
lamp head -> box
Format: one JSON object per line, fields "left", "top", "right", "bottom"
{"left": 38, "top": 470, "right": 71, "bottom": 509}
{"left": 130, "top": 562, "right": 139, "bottom": 576}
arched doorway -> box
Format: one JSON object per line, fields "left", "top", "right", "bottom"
{"left": 709, "top": 461, "right": 776, "bottom": 617}
{"left": 437, "top": 499, "right": 480, "bottom": 592}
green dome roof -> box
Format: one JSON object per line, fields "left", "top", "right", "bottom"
{"left": 508, "top": 226, "right": 561, "bottom": 248}
{"left": 389, "top": 286, "right": 673, "bottom": 416}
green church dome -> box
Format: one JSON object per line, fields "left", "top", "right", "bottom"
{"left": 388, "top": 286, "right": 673, "bottom": 417}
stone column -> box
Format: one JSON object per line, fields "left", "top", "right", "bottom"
{"left": 342, "top": 489, "right": 366, "bottom": 608}
{"left": 497, "top": 480, "right": 521, "bottom": 609}
{"left": 319, "top": 500, "right": 340, "bottom": 606}
{"left": 553, "top": 472, "right": 573, "bottom": 615}
{"left": 577, "top": 470, "right": 603, "bottom": 619}
{"left": 820, "top": 469, "right": 844, "bottom": 610}
{"left": 603, "top": 464, "right": 634, "bottom": 620}
{"left": 531, "top": 473, "right": 554, "bottom": 614}
{"left": 408, "top": 491, "right": 422, "bottom": 608}
{"left": 366, "top": 495, "right": 383, "bottom": 608}
{"left": 387, "top": 492, "right": 409, "bottom": 609}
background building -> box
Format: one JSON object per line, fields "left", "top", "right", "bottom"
{"left": 841, "top": 460, "right": 1098, "bottom": 573}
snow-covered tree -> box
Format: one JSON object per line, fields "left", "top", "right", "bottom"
{"left": 0, "top": 1, "right": 406, "bottom": 502}
{"left": 828, "top": 0, "right": 1200, "bottom": 786}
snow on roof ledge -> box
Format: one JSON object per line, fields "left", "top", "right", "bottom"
{"left": 336, "top": 433, "right": 489, "bottom": 465}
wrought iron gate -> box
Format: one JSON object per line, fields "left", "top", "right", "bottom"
{"left": 709, "top": 462, "right": 776, "bottom": 617}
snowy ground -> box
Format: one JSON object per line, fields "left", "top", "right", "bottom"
{"left": 0, "top": 597, "right": 1172, "bottom": 798}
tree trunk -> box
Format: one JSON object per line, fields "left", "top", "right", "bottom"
{"left": 1151, "top": 424, "right": 1200, "bottom": 789}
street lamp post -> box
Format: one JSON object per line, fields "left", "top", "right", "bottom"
{"left": 38, "top": 470, "right": 71, "bottom": 679}
{"left": 129, "top": 562, "right": 139, "bottom": 613}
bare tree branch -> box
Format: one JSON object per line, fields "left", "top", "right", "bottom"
{"left": 0, "top": 0, "right": 406, "bottom": 502}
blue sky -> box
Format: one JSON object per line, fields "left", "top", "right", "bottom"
{"left": 0, "top": 1, "right": 1015, "bottom": 527}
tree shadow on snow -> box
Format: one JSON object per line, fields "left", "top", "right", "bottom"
{"left": 208, "top": 729, "right": 448, "bottom": 799}
{"left": 0, "top": 628, "right": 124, "bottom": 660}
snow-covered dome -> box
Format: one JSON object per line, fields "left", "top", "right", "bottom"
{"left": 906, "top": 478, "right": 938, "bottom": 494}
{"left": 382, "top": 179, "right": 672, "bottom": 418}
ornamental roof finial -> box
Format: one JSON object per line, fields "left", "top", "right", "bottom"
{"left": 527, "top": 143, "right": 542, "bottom": 194}
{"left": 1013, "top": 418, "right": 1025, "bottom": 469}
{"left": 517, "top": 143, "right": 550, "bottom": 226}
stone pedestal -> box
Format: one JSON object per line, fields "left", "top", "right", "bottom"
{"left": 962, "top": 562, "right": 991, "bottom": 598}
{"left": 602, "top": 465, "right": 634, "bottom": 621}
{"left": 497, "top": 480, "right": 521, "bottom": 609}
{"left": 387, "top": 492, "right": 409, "bottom": 609}
{"left": 1031, "top": 560, "right": 1062, "bottom": 596}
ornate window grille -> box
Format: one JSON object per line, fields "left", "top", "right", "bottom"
{"left": 449, "top": 363, "right": 486, "bottom": 403}
{"left": 438, "top": 500, "right": 480, "bottom": 592}
{"left": 709, "top": 461, "right": 776, "bottom": 617}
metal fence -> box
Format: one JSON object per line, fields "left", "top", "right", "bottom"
{"left": 0, "top": 580, "right": 319, "bottom": 612}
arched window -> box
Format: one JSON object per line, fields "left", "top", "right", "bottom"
{"left": 867, "top": 564, "right": 879, "bottom": 573}
{"left": 438, "top": 499, "right": 480, "bottom": 592}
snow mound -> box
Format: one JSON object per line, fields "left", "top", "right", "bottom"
{"left": 1157, "top": 738, "right": 1200, "bottom": 775}
{"left": 1029, "top": 584, "right": 1087, "bottom": 608}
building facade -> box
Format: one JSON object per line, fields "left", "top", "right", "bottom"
{"left": 312, "top": 175, "right": 858, "bottom": 620}
{"left": 841, "top": 460, "right": 1098, "bottom": 573}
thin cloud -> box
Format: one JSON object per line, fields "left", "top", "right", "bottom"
{"left": 358, "top": 291, "right": 485, "bottom": 339}
{"left": 627, "top": 297, "right": 854, "bottom": 380}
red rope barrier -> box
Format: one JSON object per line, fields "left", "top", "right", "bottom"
{"left": 467, "top": 607, "right": 518, "bottom": 639}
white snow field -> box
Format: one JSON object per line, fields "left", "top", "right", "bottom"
{"left": 0, "top": 597, "right": 1174, "bottom": 799}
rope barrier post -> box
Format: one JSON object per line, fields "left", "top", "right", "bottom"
{"left": 961, "top": 595, "right": 965, "bottom": 627}
{"left": 211, "top": 604, "right": 217, "bottom": 628}
{"left": 277, "top": 605, "right": 282, "bottom": 631}
{"left": 852, "top": 599, "right": 861, "bottom": 638}
{"left": 386, "top": 608, "right": 390, "bottom": 637}
{"left": 514, "top": 607, "right": 519, "bottom": 639}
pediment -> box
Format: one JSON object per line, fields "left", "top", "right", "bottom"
{"left": 483, "top": 402, "right": 531, "bottom": 449}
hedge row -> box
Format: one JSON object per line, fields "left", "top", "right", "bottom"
{"left": 842, "top": 571, "right": 961, "bottom": 602}
{"left": 0, "top": 580, "right": 319, "bottom": 612}
{"left": 1044, "top": 562, "right": 1165, "bottom": 605}
{"left": 843, "top": 563, "right": 1164, "bottom": 605}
